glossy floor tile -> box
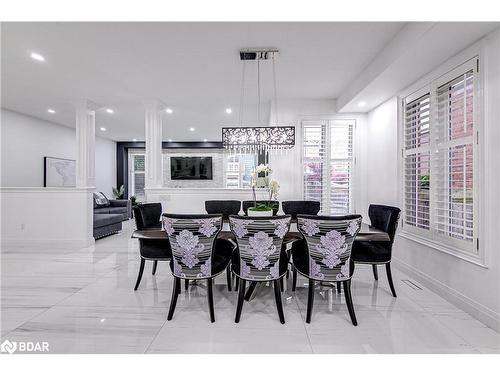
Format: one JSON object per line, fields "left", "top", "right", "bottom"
{"left": 1, "top": 219, "right": 499, "bottom": 354}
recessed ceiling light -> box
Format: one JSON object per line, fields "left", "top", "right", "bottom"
{"left": 203, "top": 139, "right": 207, "bottom": 142}
{"left": 105, "top": 108, "right": 114, "bottom": 114}
{"left": 30, "top": 52, "right": 45, "bottom": 62}
{"left": 357, "top": 101, "right": 367, "bottom": 108}
{"left": 168, "top": 138, "right": 172, "bottom": 142}
{"left": 166, "top": 108, "right": 173, "bottom": 114}
{"left": 100, "top": 127, "right": 106, "bottom": 131}
{"left": 225, "top": 108, "right": 232, "bottom": 114}
{"left": 47, "top": 109, "right": 56, "bottom": 114}
{"left": 132, "top": 138, "right": 137, "bottom": 142}
{"left": 189, "top": 127, "right": 195, "bottom": 132}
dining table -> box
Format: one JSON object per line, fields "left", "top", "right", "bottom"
{"left": 131, "top": 221, "right": 390, "bottom": 243}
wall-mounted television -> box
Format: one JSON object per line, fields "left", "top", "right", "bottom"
{"left": 170, "top": 157, "right": 213, "bottom": 180}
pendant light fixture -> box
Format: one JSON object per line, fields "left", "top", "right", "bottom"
{"left": 222, "top": 48, "right": 295, "bottom": 155}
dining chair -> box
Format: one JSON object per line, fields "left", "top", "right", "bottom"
{"left": 350, "top": 204, "right": 401, "bottom": 297}
{"left": 242, "top": 200, "right": 280, "bottom": 216}
{"left": 133, "top": 203, "right": 172, "bottom": 290}
{"left": 282, "top": 200, "right": 321, "bottom": 221}
{"left": 228, "top": 215, "right": 292, "bottom": 324}
{"left": 294, "top": 214, "right": 362, "bottom": 325}
{"left": 205, "top": 200, "right": 241, "bottom": 221}
{"left": 282, "top": 200, "right": 321, "bottom": 280}
{"left": 162, "top": 214, "right": 233, "bottom": 323}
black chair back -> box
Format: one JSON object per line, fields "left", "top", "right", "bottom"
{"left": 133, "top": 203, "right": 163, "bottom": 230}
{"left": 229, "top": 215, "right": 291, "bottom": 280}
{"left": 282, "top": 200, "right": 321, "bottom": 220}
{"left": 297, "top": 214, "right": 362, "bottom": 281}
{"left": 162, "top": 214, "right": 223, "bottom": 279}
{"left": 242, "top": 200, "right": 280, "bottom": 216}
{"left": 205, "top": 200, "right": 241, "bottom": 221}
{"left": 368, "top": 204, "right": 401, "bottom": 242}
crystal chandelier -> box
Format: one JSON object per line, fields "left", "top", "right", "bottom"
{"left": 222, "top": 48, "right": 295, "bottom": 155}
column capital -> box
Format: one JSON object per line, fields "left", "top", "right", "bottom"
{"left": 73, "top": 99, "right": 101, "bottom": 112}
{"left": 142, "top": 99, "right": 167, "bottom": 112}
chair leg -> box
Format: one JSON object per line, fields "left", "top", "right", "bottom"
{"left": 134, "top": 258, "right": 145, "bottom": 291}
{"left": 152, "top": 260, "right": 158, "bottom": 275}
{"left": 336, "top": 281, "right": 342, "bottom": 294}
{"left": 280, "top": 277, "right": 284, "bottom": 292}
{"left": 286, "top": 250, "right": 291, "bottom": 279}
{"left": 372, "top": 264, "right": 378, "bottom": 280}
{"left": 244, "top": 281, "right": 257, "bottom": 301}
{"left": 235, "top": 276, "right": 240, "bottom": 292}
{"left": 343, "top": 279, "right": 358, "bottom": 326}
{"left": 184, "top": 279, "right": 189, "bottom": 291}
{"left": 226, "top": 265, "right": 232, "bottom": 292}
{"left": 306, "top": 279, "right": 315, "bottom": 323}
{"left": 273, "top": 279, "right": 285, "bottom": 324}
{"left": 235, "top": 279, "right": 246, "bottom": 323}
{"left": 292, "top": 266, "right": 297, "bottom": 292}
{"left": 385, "top": 262, "right": 397, "bottom": 297}
{"left": 167, "top": 277, "right": 181, "bottom": 321}
{"left": 207, "top": 278, "right": 215, "bottom": 323}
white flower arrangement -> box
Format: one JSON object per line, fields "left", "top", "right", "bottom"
{"left": 255, "top": 164, "right": 272, "bottom": 174}
{"left": 268, "top": 179, "right": 280, "bottom": 200}
{"left": 250, "top": 163, "right": 281, "bottom": 212}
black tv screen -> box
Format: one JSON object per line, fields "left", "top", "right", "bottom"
{"left": 170, "top": 157, "right": 213, "bottom": 180}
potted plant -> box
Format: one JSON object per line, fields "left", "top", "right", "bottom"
{"left": 419, "top": 175, "right": 430, "bottom": 189}
{"left": 248, "top": 164, "right": 280, "bottom": 217}
{"left": 112, "top": 185, "right": 125, "bottom": 199}
{"left": 129, "top": 195, "right": 137, "bottom": 218}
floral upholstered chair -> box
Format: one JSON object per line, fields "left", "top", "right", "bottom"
{"left": 228, "top": 215, "right": 291, "bottom": 324}
{"left": 162, "top": 214, "right": 233, "bottom": 323}
{"left": 294, "top": 214, "right": 362, "bottom": 325}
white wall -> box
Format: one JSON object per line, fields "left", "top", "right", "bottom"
{"left": 1, "top": 187, "right": 94, "bottom": 249}
{"left": 361, "top": 29, "right": 500, "bottom": 331}
{"left": 95, "top": 136, "right": 116, "bottom": 197}
{"left": 268, "top": 99, "right": 368, "bottom": 215}
{"left": 365, "top": 97, "right": 399, "bottom": 207}
{"left": 1, "top": 109, "right": 116, "bottom": 196}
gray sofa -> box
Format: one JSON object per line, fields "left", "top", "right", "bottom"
{"left": 93, "top": 193, "right": 131, "bottom": 239}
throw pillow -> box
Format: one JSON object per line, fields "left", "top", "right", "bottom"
{"left": 94, "top": 192, "right": 110, "bottom": 207}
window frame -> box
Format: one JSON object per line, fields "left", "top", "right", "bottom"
{"left": 222, "top": 152, "right": 258, "bottom": 189}
{"left": 301, "top": 119, "right": 355, "bottom": 214}
{"left": 399, "top": 57, "right": 483, "bottom": 265}
{"left": 127, "top": 149, "right": 146, "bottom": 200}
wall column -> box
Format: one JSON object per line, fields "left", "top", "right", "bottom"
{"left": 75, "top": 100, "right": 96, "bottom": 189}
{"left": 144, "top": 100, "right": 164, "bottom": 193}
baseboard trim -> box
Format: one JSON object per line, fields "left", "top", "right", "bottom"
{"left": 2, "top": 238, "right": 95, "bottom": 250}
{"left": 392, "top": 257, "right": 500, "bottom": 332}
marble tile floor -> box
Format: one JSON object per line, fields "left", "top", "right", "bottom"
{"left": 1, "top": 220, "right": 499, "bottom": 354}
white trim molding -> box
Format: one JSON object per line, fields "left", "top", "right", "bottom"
{"left": 393, "top": 256, "right": 500, "bottom": 332}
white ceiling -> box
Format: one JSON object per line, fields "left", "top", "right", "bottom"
{"left": 1, "top": 22, "right": 405, "bottom": 141}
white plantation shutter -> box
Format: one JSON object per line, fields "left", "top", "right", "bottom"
{"left": 404, "top": 94, "right": 431, "bottom": 230}
{"left": 303, "top": 120, "right": 354, "bottom": 214}
{"left": 303, "top": 121, "right": 327, "bottom": 209}
{"left": 402, "top": 58, "right": 479, "bottom": 255}
{"left": 434, "top": 70, "right": 475, "bottom": 243}
{"left": 330, "top": 121, "right": 353, "bottom": 213}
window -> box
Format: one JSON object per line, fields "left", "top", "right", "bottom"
{"left": 404, "top": 93, "right": 431, "bottom": 229}
{"left": 402, "top": 58, "right": 478, "bottom": 254}
{"left": 303, "top": 120, "right": 354, "bottom": 214}
{"left": 128, "top": 151, "right": 145, "bottom": 199}
{"left": 224, "top": 153, "right": 257, "bottom": 188}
